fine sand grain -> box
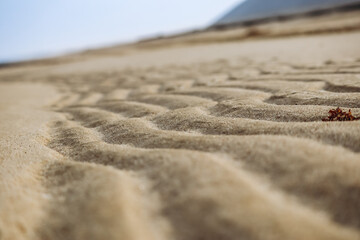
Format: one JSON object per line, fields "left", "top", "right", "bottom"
{"left": 1, "top": 12, "right": 360, "bottom": 240}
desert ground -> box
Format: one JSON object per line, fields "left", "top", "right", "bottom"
{"left": 1, "top": 10, "right": 360, "bottom": 240}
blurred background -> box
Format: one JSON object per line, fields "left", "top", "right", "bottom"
{"left": 0, "top": 0, "right": 243, "bottom": 63}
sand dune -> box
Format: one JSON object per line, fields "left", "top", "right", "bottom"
{"left": 1, "top": 13, "right": 360, "bottom": 240}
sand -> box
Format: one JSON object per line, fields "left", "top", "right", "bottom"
{"left": 1, "top": 12, "right": 360, "bottom": 240}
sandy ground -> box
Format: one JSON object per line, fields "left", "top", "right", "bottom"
{"left": 1, "top": 12, "right": 360, "bottom": 240}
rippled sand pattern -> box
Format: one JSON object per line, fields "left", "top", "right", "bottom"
{"left": 47, "top": 58, "right": 360, "bottom": 239}
{"left": 1, "top": 29, "right": 360, "bottom": 239}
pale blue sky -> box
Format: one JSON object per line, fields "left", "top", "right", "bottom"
{"left": 0, "top": 0, "right": 244, "bottom": 63}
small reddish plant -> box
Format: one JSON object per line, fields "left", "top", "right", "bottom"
{"left": 322, "top": 107, "right": 360, "bottom": 121}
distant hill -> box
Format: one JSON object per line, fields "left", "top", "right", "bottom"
{"left": 214, "top": 0, "right": 360, "bottom": 26}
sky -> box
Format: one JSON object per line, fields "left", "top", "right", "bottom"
{"left": 0, "top": 0, "right": 244, "bottom": 63}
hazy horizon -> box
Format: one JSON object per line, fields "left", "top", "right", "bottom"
{"left": 0, "top": 0, "right": 244, "bottom": 63}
